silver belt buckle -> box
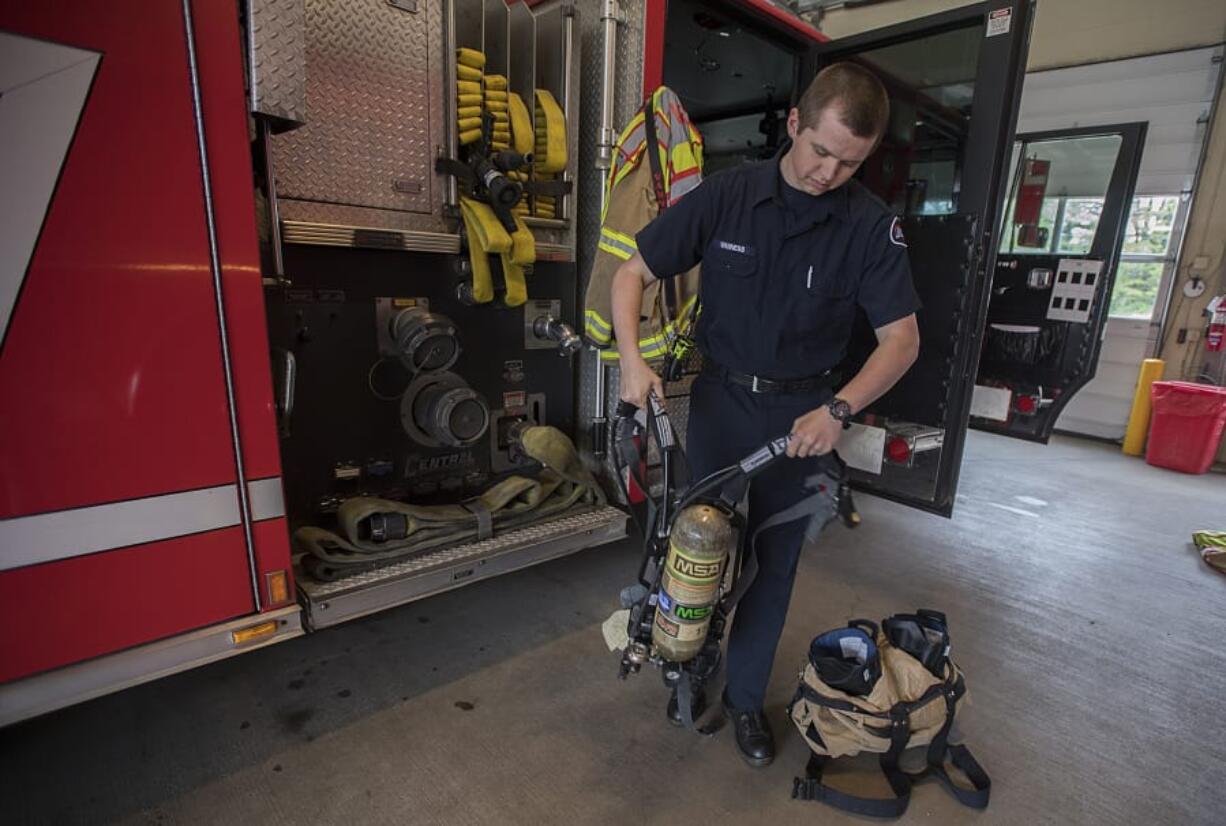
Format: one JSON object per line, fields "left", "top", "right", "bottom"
{"left": 751, "top": 375, "right": 763, "bottom": 393}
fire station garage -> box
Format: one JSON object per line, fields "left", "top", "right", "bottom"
{"left": 2, "top": 0, "right": 1225, "bottom": 824}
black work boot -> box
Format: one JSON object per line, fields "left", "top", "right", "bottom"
{"left": 723, "top": 692, "right": 774, "bottom": 767}
{"left": 666, "top": 683, "right": 707, "bottom": 727}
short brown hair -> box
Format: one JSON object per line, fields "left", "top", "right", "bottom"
{"left": 796, "top": 62, "right": 890, "bottom": 140}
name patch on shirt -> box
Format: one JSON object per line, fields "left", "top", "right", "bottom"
{"left": 888, "top": 217, "right": 907, "bottom": 248}
{"left": 717, "top": 240, "right": 753, "bottom": 255}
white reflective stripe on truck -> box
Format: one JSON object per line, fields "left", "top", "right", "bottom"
{"left": 0, "top": 479, "right": 285, "bottom": 571}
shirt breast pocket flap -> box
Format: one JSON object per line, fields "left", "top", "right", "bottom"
{"left": 705, "top": 244, "right": 756, "bottom": 277}
{"left": 809, "top": 268, "right": 855, "bottom": 299}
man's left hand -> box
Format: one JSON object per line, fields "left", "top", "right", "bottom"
{"left": 787, "top": 405, "right": 844, "bottom": 458}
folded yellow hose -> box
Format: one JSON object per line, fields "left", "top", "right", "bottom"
{"left": 457, "top": 80, "right": 482, "bottom": 96}
{"left": 459, "top": 198, "right": 508, "bottom": 304}
{"left": 533, "top": 89, "right": 567, "bottom": 173}
{"left": 484, "top": 74, "right": 508, "bottom": 91}
{"left": 504, "top": 214, "right": 535, "bottom": 307}
{"left": 507, "top": 93, "right": 534, "bottom": 156}
{"left": 457, "top": 64, "right": 482, "bottom": 82}
{"left": 533, "top": 171, "right": 558, "bottom": 218}
{"left": 457, "top": 93, "right": 482, "bottom": 107}
{"left": 459, "top": 198, "right": 534, "bottom": 306}
{"left": 457, "top": 48, "right": 486, "bottom": 69}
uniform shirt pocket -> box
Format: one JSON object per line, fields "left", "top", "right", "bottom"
{"left": 704, "top": 241, "right": 757, "bottom": 277}
{"left": 784, "top": 263, "right": 858, "bottom": 356}
{"left": 803, "top": 263, "right": 855, "bottom": 298}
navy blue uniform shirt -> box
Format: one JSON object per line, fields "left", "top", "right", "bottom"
{"left": 636, "top": 143, "right": 919, "bottom": 381}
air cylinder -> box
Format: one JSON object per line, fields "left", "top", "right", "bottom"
{"left": 652, "top": 504, "right": 733, "bottom": 662}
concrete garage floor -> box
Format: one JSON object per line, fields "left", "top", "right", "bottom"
{"left": 2, "top": 430, "right": 1224, "bottom": 825}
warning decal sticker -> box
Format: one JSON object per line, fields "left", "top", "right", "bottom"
{"left": 987, "top": 7, "right": 1012, "bottom": 37}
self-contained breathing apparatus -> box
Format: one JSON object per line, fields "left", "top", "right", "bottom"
{"left": 612, "top": 394, "right": 859, "bottom": 733}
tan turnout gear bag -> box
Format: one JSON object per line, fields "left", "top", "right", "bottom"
{"left": 787, "top": 611, "right": 991, "bottom": 818}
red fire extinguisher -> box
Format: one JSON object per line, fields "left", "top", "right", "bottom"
{"left": 1207, "top": 296, "right": 1225, "bottom": 353}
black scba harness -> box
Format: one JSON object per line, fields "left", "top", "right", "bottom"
{"left": 612, "top": 394, "right": 858, "bottom": 732}
{"left": 789, "top": 610, "right": 992, "bottom": 817}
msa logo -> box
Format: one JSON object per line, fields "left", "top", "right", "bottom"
{"left": 718, "top": 240, "right": 748, "bottom": 254}
{"left": 674, "top": 604, "right": 712, "bottom": 621}
{"left": 671, "top": 556, "right": 721, "bottom": 579}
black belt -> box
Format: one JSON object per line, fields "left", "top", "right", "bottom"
{"left": 705, "top": 362, "right": 840, "bottom": 394}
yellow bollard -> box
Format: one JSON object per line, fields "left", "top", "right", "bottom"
{"left": 1122, "top": 358, "right": 1165, "bottom": 456}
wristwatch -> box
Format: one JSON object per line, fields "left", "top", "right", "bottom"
{"left": 826, "top": 397, "right": 853, "bottom": 428}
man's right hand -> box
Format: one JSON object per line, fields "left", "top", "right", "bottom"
{"left": 618, "top": 357, "right": 665, "bottom": 409}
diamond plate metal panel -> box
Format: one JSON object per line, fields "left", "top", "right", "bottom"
{"left": 247, "top": 0, "right": 307, "bottom": 128}
{"left": 271, "top": 0, "right": 437, "bottom": 215}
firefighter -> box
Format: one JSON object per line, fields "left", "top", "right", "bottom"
{"left": 610, "top": 63, "right": 921, "bottom": 767}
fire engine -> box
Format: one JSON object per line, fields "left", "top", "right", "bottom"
{"left": 2, "top": 0, "right": 1059, "bottom": 725}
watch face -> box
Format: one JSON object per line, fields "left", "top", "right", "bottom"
{"left": 829, "top": 399, "right": 852, "bottom": 422}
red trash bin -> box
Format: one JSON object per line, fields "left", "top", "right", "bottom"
{"left": 1146, "top": 381, "right": 1226, "bottom": 473}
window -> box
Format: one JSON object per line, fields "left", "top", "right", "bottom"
{"left": 1057, "top": 198, "right": 1102, "bottom": 254}
{"left": 1108, "top": 195, "right": 1182, "bottom": 319}
{"left": 998, "top": 134, "right": 1123, "bottom": 256}
{"left": 850, "top": 22, "right": 984, "bottom": 216}
{"left": 999, "top": 192, "right": 1182, "bottom": 318}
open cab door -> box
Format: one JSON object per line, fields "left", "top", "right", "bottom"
{"left": 802, "top": 1, "right": 1034, "bottom": 516}
{"left": 970, "top": 123, "right": 1148, "bottom": 442}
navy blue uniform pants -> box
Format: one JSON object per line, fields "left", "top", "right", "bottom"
{"left": 685, "top": 370, "right": 836, "bottom": 711}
